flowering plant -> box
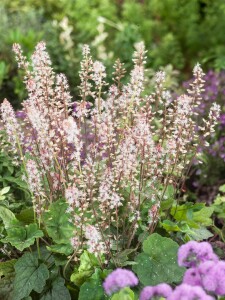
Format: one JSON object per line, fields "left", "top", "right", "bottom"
{"left": 0, "top": 42, "right": 220, "bottom": 299}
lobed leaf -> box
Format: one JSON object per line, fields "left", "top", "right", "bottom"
{"left": 133, "top": 233, "right": 184, "bottom": 286}
{"left": 13, "top": 252, "right": 49, "bottom": 300}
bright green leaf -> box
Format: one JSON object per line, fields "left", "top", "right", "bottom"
{"left": 219, "top": 184, "right": 225, "bottom": 193}
{"left": 79, "top": 250, "right": 100, "bottom": 272}
{"left": 0, "top": 205, "right": 17, "bottom": 229}
{"left": 111, "top": 287, "right": 135, "bottom": 300}
{"left": 0, "top": 186, "right": 10, "bottom": 195}
{"left": 70, "top": 270, "right": 94, "bottom": 287}
{"left": 161, "top": 220, "right": 181, "bottom": 232}
{"left": 193, "top": 206, "right": 214, "bottom": 226}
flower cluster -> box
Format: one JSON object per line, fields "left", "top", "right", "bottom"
{"left": 184, "top": 70, "right": 225, "bottom": 161}
{"left": 179, "top": 241, "right": 225, "bottom": 297}
{"left": 103, "top": 268, "right": 138, "bottom": 295}
{"left": 0, "top": 42, "right": 220, "bottom": 260}
{"left": 103, "top": 241, "right": 225, "bottom": 299}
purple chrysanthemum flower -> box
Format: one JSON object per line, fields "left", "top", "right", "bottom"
{"left": 178, "top": 241, "right": 218, "bottom": 268}
{"left": 168, "top": 283, "right": 215, "bottom": 300}
{"left": 140, "top": 283, "right": 172, "bottom": 300}
{"left": 103, "top": 268, "right": 138, "bottom": 295}
{"left": 183, "top": 267, "right": 202, "bottom": 286}
{"left": 199, "top": 260, "right": 225, "bottom": 296}
{"left": 214, "top": 261, "right": 225, "bottom": 296}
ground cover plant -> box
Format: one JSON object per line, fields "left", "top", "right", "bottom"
{"left": 0, "top": 42, "right": 222, "bottom": 299}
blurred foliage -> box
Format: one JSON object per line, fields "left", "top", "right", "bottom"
{"left": 1, "top": 0, "right": 225, "bottom": 108}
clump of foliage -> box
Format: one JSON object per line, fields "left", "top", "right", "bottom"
{"left": 0, "top": 42, "right": 220, "bottom": 299}
{"left": 2, "top": 0, "right": 225, "bottom": 108}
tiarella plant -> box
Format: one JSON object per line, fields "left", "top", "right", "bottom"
{"left": 0, "top": 42, "right": 221, "bottom": 299}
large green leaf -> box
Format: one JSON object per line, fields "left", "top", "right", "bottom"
{"left": 78, "top": 279, "right": 107, "bottom": 300}
{"left": 133, "top": 233, "right": 184, "bottom": 286}
{"left": 43, "top": 199, "right": 74, "bottom": 244}
{"left": 2, "top": 222, "right": 43, "bottom": 251}
{"left": 0, "top": 259, "right": 16, "bottom": 300}
{"left": 13, "top": 252, "right": 49, "bottom": 300}
{"left": 40, "top": 276, "right": 71, "bottom": 300}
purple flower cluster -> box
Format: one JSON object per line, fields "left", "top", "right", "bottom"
{"left": 140, "top": 284, "right": 172, "bottom": 300}
{"left": 178, "top": 241, "right": 218, "bottom": 268}
{"left": 179, "top": 241, "right": 225, "bottom": 297}
{"left": 168, "top": 283, "right": 214, "bottom": 300}
{"left": 184, "top": 259, "right": 225, "bottom": 296}
{"left": 103, "top": 268, "right": 138, "bottom": 295}
{"left": 103, "top": 241, "right": 225, "bottom": 299}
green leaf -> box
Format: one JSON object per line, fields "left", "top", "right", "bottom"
{"left": 40, "top": 276, "right": 71, "bottom": 300}
{"left": 160, "top": 198, "right": 174, "bottom": 210}
{"left": 133, "top": 233, "right": 184, "bottom": 286}
{"left": 171, "top": 203, "right": 205, "bottom": 222}
{"left": 16, "top": 208, "right": 34, "bottom": 224}
{"left": 2, "top": 223, "right": 43, "bottom": 251}
{"left": 161, "top": 220, "right": 181, "bottom": 232}
{"left": 13, "top": 252, "right": 49, "bottom": 300}
{"left": 4, "top": 176, "right": 28, "bottom": 190}
{"left": 78, "top": 279, "right": 107, "bottom": 300}
{"left": 70, "top": 251, "right": 100, "bottom": 287}
{"left": 70, "top": 270, "right": 94, "bottom": 287}
{"left": 219, "top": 184, "right": 225, "bottom": 193}
{"left": 0, "top": 186, "right": 10, "bottom": 195}
{"left": 43, "top": 199, "right": 74, "bottom": 244}
{"left": 186, "top": 227, "right": 213, "bottom": 241}
{"left": 113, "top": 249, "right": 136, "bottom": 267}
{"left": 78, "top": 250, "right": 99, "bottom": 272}
{"left": 0, "top": 205, "right": 17, "bottom": 229}
{"left": 47, "top": 244, "right": 74, "bottom": 256}
{"left": 0, "top": 259, "right": 16, "bottom": 300}
{"left": 111, "top": 287, "right": 135, "bottom": 300}
{"left": 192, "top": 206, "right": 214, "bottom": 226}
